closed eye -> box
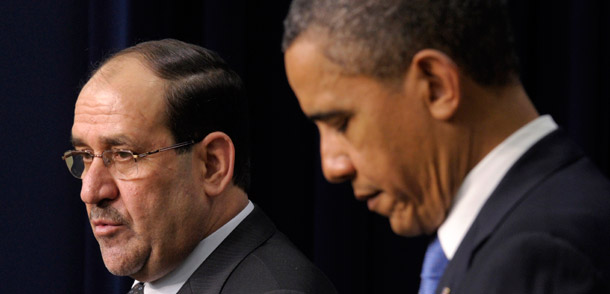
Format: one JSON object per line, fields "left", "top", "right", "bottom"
{"left": 336, "top": 117, "right": 350, "bottom": 133}
{"left": 309, "top": 111, "right": 351, "bottom": 133}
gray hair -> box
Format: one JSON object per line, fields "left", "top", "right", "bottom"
{"left": 282, "top": 0, "right": 519, "bottom": 85}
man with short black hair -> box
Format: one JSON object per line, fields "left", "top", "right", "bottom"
{"left": 63, "top": 39, "right": 336, "bottom": 294}
{"left": 283, "top": 0, "right": 610, "bottom": 293}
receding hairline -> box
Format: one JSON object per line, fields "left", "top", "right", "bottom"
{"left": 78, "top": 53, "right": 173, "bottom": 138}
{"left": 80, "top": 53, "right": 170, "bottom": 108}
{"left": 286, "top": 31, "right": 343, "bottom": 73}
{"left": 286, "top": 29, "right": 411, "bottom": 88}
{"left": 92, "top": 53, "right": 160, "bottom": 82}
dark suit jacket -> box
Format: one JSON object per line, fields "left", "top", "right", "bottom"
{"left": 436, "top": 130, "right": 610, "bottom": 294}
{"left": 176, "top": 205, "right": 336, "bottom": 294}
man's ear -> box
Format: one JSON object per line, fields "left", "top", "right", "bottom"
{"left": 197, "top": 132, "right": 235, "bottom": 197}
{"left": 409, "top": 49, "right": 460, "bottom": 121}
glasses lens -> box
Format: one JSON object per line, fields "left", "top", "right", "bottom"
{"left": 64, "top": 152, "right": 85, "bottom": 179}
{"left": 105, "top": 150, "right": 138, "bottom": 179}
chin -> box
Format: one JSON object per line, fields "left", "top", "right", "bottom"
{"left": 389, "top": 215, "right": 423, "bottom": 237}
{"left": 100, "top": 242, "right": 149, "bottom": 277}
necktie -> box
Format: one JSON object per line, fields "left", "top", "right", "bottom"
{"left": 127, "top": 282, "right": 145, "bottom": 294}
{"left": 419, "top": 237, "right": 449, "bottom": 294}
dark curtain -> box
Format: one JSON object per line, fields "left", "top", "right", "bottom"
{"left": 1, "top": 1, "right": 608, "bottom": 293}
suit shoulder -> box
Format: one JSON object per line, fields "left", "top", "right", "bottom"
{"left": 221, "top": 231, "right": 337, "bottom": 294}
{"left": 462, "top": 232, "right": 609, "bottom": 293}
{"left": 502, "top": 157, "right": 610, "bottom": 259}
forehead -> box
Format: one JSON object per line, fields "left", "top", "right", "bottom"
{"left": 285, "top": 39, "right": 352, "bottom": 110}
{"left": 72, "top": 56, "right": 170, "bottom": 147}
{"left": 285, "top": 38, "right": 397, "bottom": 115}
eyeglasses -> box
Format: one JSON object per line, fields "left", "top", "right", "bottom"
{"left": 62, "top": 140, "right": 196, "bottom": 179}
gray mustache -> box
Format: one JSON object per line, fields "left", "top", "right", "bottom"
{"left": 90, "top": 206, "right": 126, "bottom": 224}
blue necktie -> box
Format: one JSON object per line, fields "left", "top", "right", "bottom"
{"left": 419, "top": 237, "right": 449, "bottom": 294}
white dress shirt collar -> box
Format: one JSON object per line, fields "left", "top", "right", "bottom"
{"left": 437, "top": 115, "right": 557, "bottom": 259}
{"left": 134, "top": 201, "right": 255, "bottom": 294}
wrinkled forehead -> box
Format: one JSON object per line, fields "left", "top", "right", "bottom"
{"left": 72, "top": 56, "right": 171, "bottom": 147}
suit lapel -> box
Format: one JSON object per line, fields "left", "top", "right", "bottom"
{"left": 177, "top": 205, "right": 276, "bottom": 294}
{"left": 436, "top": 130, "right": 584, "bottom": 293}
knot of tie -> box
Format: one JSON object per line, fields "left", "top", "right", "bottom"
{"left": 127, "top": 282, "right": 145, "bottom": 294}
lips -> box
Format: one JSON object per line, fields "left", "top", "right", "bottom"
{"left": 89, "top": 206, "right": 127, "bottom": 237}
{"left": 366, "top": 195, "right": 381, "bottom": 210}
{"left": 354, "top": 190, "right": 382, "bottom": 210}
{"left": 91, "top": 219, "right": 124, "bottom": 236}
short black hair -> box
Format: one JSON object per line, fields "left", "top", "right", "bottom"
{"left": 98, "top": 39, "right": 250, "bottom": 191}
{"left": 282, "top": 0, "right": 520, "bottom": 86}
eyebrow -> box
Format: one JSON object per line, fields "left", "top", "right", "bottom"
{"left": 70, "top": 135, "right": 135, "bottom": 148}
{"left": 308, "top": 110, "right": 350, "bottom": 122}
{"left": 70, "top": 136, "right": 84, "bottom": 147}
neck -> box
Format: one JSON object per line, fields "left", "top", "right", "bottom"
{"left": 458, "top": 80, "right": 539, "bottom": 176}
{"left": 203, "top": 185, "right": 249, "bottom": 239}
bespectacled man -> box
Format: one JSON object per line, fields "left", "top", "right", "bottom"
{"left": 282, "top": 0, "right": 610, "bottom": 293}
{"left": 63, "top": 39, "right": 336, "bottom": 294}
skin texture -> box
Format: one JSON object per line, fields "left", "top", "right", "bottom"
{"left": 284, "top": 37, "right": 538, "bottom": 236}
{"left": 72, "top": 55, "right": 247, "bottom": 282}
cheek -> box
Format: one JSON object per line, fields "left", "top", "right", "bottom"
{"left": 118, "top": 177, "right": 171, "bottom": 225}
{"left": 372, "top": 147, "right": 416, "bottom": 194}
{"left": 146, "top": 167, "right": 198, "bottom": 217}
{"left": 116, "top": 183, "right": 145, "bottom": 223}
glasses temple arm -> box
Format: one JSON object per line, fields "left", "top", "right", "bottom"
{"left": 136, "top": 140, "right": 196, "bottom": 158}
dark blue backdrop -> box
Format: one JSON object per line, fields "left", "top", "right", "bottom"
{"left": 1, "top": 1, "right": 608, "bottom": 293}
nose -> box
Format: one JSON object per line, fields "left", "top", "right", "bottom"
{"left": 319, "top": 131, "right": 356, "bottom": 183}
{"left": 80, "top": 156, "right": 119, "bottom": 205}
